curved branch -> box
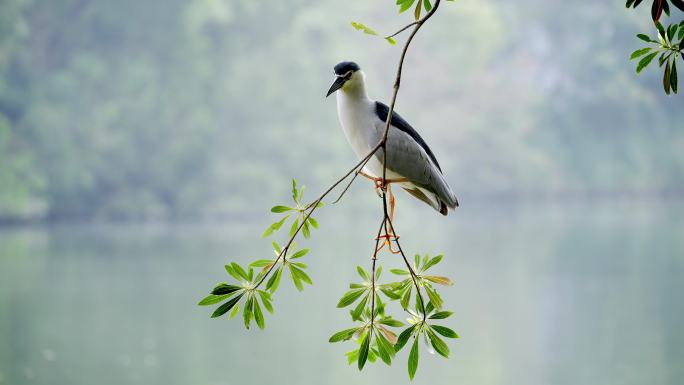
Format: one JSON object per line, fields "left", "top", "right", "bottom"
{"left": 385, "top": 21, "right": 419, "bottom": 39}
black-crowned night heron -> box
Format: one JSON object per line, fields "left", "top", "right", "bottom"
{"left": 326, "top": 61, "right": 458, "bottom": 248}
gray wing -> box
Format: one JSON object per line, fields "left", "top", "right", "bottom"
{"left": 373, "top": 103, "right": 458, "bottom": 209}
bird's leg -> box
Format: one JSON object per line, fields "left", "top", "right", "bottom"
{"left": 358, "top": 170, "right": 405, "bottom": 254}
{"left": 371, "top": 184, "right": 401, "bottom": 255}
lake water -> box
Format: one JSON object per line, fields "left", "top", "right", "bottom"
{"left": 1, "top": 202, "right": 683, "bottom": 385}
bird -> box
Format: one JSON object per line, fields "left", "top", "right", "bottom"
{"left": 326, "top": 60, "right": 458, "bottom": 224}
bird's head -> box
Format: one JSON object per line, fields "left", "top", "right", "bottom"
{"left": 326, "top": 61, "right": 363, "bottom": 97}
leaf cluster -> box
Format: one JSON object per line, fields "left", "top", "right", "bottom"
{"left": 625, "top": 0, "right": 684, "bottom": 22}
{"left": 631, "top": 20, "right": 684, "bottom": 94}
{"left": 263, "top": 179, "right": 322, "bottom": 239}
{"left": 329, "top": 255, "right": 458, "bottom": 380}
{"left": 200, "top": 179, "right": 317, "bottom": 329}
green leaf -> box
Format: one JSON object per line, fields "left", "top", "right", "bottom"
{"left": 224, "top": 264, "right": 241, "bottom": 281}
{"left": 630, "top": 47, "right": 652, "bottom": 59}
{"left": 228, "top": 302, "right": 240, "bottom": 319}
{"left": 266, "top": 267, "right": 283, "bottom": 293}
{"left": 243, "top": 296, "right": 254, "bottom": 329}
{"left": 262, "top": 215, "right": 289, "bottom": 237}
{"left": 429, "top": 311, "right": 454, "bottom": 320}
{"left": 376, "top": 332, "right": 395, "bottom": 365}
{"left": 337, "top": 288, "right": 368, "bottom": 308}
{"left": 271, "top": 205, "right": 292, "bottom": 213}
{"left": 258, "top": 291, "right": 274, "bottom": 313}
{"left": 250, "top": 259, "right": 274, "bottom": 268}
{"left": 307, "top": 217, "right": 319, "bottom": 229}
{"left": 290, "top": 266, "right": 304, "bottom": 291}
{"left": 230, "top": 263, "right": 249, "bottom": 281}
{"left": 290, "top": 248, "right": 309, "bottom": 259}
{"left": 380, "top": 286, "right": 401, "bottom": 300}
{"left": 400, "top": 286, "right": 412, "bottom": 310}
{"left": 357, "top": 266, "right": 371, "bottom": 281}
{"left": 375, "top": 266, "right": 382, "bottom": 280}
{"left": 350, "top": 21, "right": 378, "bottom": 36}
{"left": 292, "top": 179, "right": 298, "bottom": 202}
{"left": 408, "top": 338, "right": 419, "bottom": 380}
{"left": 668, "top": 23, "right": 678, "bottom": 42}
{"left": 637, "top": 51, "right": 658, "bottom": 73}
{"left": 422, "top": 254, "right": 443, "bottom": 271}
{"left": 664, "top": 59, "right": 672, "bottom": 94}
{"left": 658, "top": 51, "right": 669, "bottom": 66}
{"left": 399, "top": 0, "right": 416, "bottom": 13}
{"left": 378, "top": 318, "right": 404, "bottom": 327}
{"left": 425, "top": 287, "right": 443, "bottom": 310}
{"left": 385, "top": 37, "right": 397, "bottom": 45}
{"left": 395, "top": 325, "right": 416, "bottom": 352}
{"left": 272, "top": 241, "right": 282, "bottom": 255}
{"left": 198, "top": 294, "right": 230, "bottom": 306}
{"left": 291, "top": 265, "right": 312, "bottom": 285}
{"left": 358, "top": 331, "right": 371, "bottom": 370}
{"left": 415, "top": 291, "right": 425, "bottom": 314}
{"left": 298, "top": 185, "right": 305, "bottom": 202}
{"left": 423, "top": 0, "right": 432, "bottom": 12}
{"left": 351, "top": 294, "right": 369, "bottom": 321}
{"left": 414, "top": 0, "right": 421, "bottom": 20}
{"left": 431, "top": 325, "right": 459, "bottom": 338}
{"left": 427, "top": 329, "right": 449, "bottom": 358}
{"left": 671, "top": 59, "right": 678, "bottom": 94}
{"left": 289, "top": 218, "right": 299, "bottom": 238}
{"left": 414, "top": 254, "right": 421, "bottom": 270}
{"left": 329, "top": 327, "right": 359, "bottom": 343}
{"left": 252, "top": 298, "right": 265, "bottom": 329}
{"left": 424, "top": 275, "right": 453, "bottom": 286}
{"left": 390, "top": 268, "right": 409, "bottom": 275}
{"left": 302, "top": 220, "right": 310, "bottom": 238}
{"left": 636, "top": 33, "right": 653, "bottom": 42}
{"left": 346, "top": 349, "right": 359, "bottom": 365}
{"left": 211, "top": 293, "right": 244, "bottom": 318}
{"left": 656, "top": 22, "right": 667, "bottom": 42}
{"left": 211, "top": 284, "right": 242, "bottom": 296}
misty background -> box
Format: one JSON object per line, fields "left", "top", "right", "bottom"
{"left": 1, "top": 1, "right": 683, "bottom": 385}
{"left": 1, "top": 0, "right": 683, "bottom": 222}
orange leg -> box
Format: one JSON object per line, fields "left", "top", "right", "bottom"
{"left": 358, "top": 171, "right": 404, "bottom": 254}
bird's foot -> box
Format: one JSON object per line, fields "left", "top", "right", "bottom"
{"left": 375, "top": 232, "right": 401, "bottom": 254}
{"left": 358, "top": 171, "right": 408, "bottom": 197}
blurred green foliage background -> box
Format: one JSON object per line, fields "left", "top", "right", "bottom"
{"left": 1, "top": 0, "right": 683, "bottom": 222}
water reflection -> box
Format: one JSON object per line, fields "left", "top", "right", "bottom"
{"left": 0, "top": 202, "right": 682, "bottom": 385}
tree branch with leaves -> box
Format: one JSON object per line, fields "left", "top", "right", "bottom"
{"left": 627, "top": 0, "right": 684, "bottom": 94}
{"left": 198, "top": 0, "right": 458, "bottom": 380}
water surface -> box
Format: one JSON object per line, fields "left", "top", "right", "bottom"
{"left": 1, "top": 202, "right": 682, "bottom": 385}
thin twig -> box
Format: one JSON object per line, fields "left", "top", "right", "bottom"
{"left": 376, "top": 0, "right": 441, "bottom": 320}
{"left": 368, "top": 217, "right": 386, "bottom": 327}
{"left": 254, "top": 141, "right": 384, "bottom": 289}
{"left": 331, "top": 150, "right": 377, "bottom": 204}
{"left": 385, "top": 21, "right": 419, "bottom": 39}
{"left": 385, "top": 213, "right": 427, "bottom": 321}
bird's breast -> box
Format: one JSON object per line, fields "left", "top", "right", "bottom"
{"left": 336, "top": 95, "right": 404, "bottom": 180}
{"left": 336, "top": 96, "right": 377, "bottom": 160}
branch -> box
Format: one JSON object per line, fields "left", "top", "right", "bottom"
{"left": 368, "top": 0, "right": 442, "bottom": 326}
{"left": 254, "top": 0, "right": 443, "bottom": 303}
{"left": 253, "top": 141, "right": 383, "bottom": 289}
{"left": 385, "top": 21, "right": 419, "bottom": 39}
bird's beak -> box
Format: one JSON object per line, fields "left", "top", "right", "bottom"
{"left": 326, "top": 76, "right": 346, "bottom": 97}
